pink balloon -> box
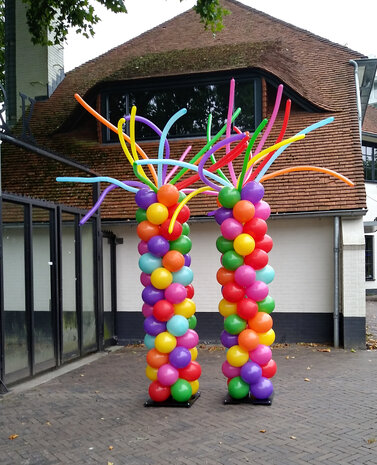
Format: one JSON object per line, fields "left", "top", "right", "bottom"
{"left": 165, "top": 282, "right": 187, "bottom": 304}
{"left": 234, "top": 265, "right": 256, "bottom": 287}
{"left": 140, "top": 272, "right": 151, "bottom": 287}
{"left": 246, "top": 280, "right": 269, "bottom": 301}
{"left": 176, "top": 329, "right": 199, "bottom": 349}
{"left": 249, "top": 344, "right": 272, "bottom": 366}
{"left": 220, "top": 218, "right": 243, "bottom": 240}
{"left": 222, "top": 360, "right": 241, "bottom": 378}
{"left": 138, "top": 240, "right": 149, "bottom": 255}
{"left": 157, "top": 363, "right": 179, "bottom": 386}
{"left": 142, "top": 303, "right": 154, "bottom": 318}
{"left": 254, "top": 200, "right": 271, "bottom": 220}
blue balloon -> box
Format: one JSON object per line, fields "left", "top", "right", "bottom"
{"left": 256, "top": 265, "right": 275, "bottom": 284}
{"left": 144, "top": 333, "right": 156, "bottom": 349}
{"left": 139, "top": 253, "right": 162, "bottom": 274}
{"left": 172, "top": 266, "right": 193, "bottom": 286}
{"left": 167, "top": 315, "right": 189, "bottom": 337}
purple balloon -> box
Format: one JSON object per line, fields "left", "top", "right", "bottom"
{"left": 214, "top": 207, "right": 234, "bottom": 225}
{"left": 222, "top": 360, "right": 241, "bottom": 378}
{"left": 220, "top": 330, "right": 239, "bottom": 348}
{"left": 138, "top": 240, "right": 149, "bottom": 255}
{"left": 249, "top": 377, "right": 274, "bottom": 399}
{"left": 220, "top": 218, "right": 243, "bottom": 240}
{"left": 241, "top": 181, "right": 265, "bottom": 204}
{"left": 165, "top": 282, "right": 187, "bottom": 304}
{"left": 157, "top": 363, "right": 179, "bottom": 387}
{"left": 169, "top": 346, "right": 191, "bottom": 369}
{"left": 140, "top": 272, "right": 151, "bottom": 287}
{"left": 184, "top": 254, "right": 191, "bottom": 267}
{"left": 176, "top": 329, "right": 198, "bottom": 349}
{"left": 143, "top": 315, "right": 166, "bottom": 336}
{"left": 234, "top": 265, "right": 256, "bottom": 287}
{"left": 135, "top": 188, "right": 158, "bottom": 209}
{"left": 148, "top": 235, "right": 170, "bottom": 257}
{"left": 142, "top": 285, "right": 165, "bottom": 306}
{"left": 240, "top": 361, "right": 262, "bottom": 384}
{"left": 246, "top": 280, "right": 269, "bottom": 302}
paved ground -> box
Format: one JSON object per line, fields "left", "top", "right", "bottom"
{"left": 1, "top": 339, "right": 377, "bottom": 465}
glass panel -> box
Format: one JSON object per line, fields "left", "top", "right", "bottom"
{"left": 81, "top": 220, "right": 96, "bottom": 351}
{"left": 61, "top": 212, "right": 79, "bottom": 360}
{"left": 103, "top": 236, "right": 114, "bottom": 341}
{"left": 32, "top": 207, "right": 55, "bottom": 372}
{"left": 365, "top": 235, "right": 374, "bottom": 280}
{"left": 2, "top": 201, "right": 30, "bottom": 383}
{"left": 106, "top": 78, "right": 255, "bottom": 141}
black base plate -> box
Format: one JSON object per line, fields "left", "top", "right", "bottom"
{"left": 144, "top": 391, "right": 201, "bottom": 408}
{"left": 223, "top": 392, "right": 273, "bottom": 406}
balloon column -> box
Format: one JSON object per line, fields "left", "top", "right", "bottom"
{"left": 57, "top": 80, "right": 354, "bottom": 406}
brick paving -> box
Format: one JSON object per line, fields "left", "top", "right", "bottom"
{"left": 1, "top": 342, "right": 377, "bottom": 465}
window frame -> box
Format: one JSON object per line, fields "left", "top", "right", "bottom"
{"left": 100, "top": 71, "right": 262, "bottom": 144}
{"left": 362, "top": 142, "right": 377, "bottom": 182}
{"left": 365, "top": 234, "right": 374, "bottom": 281}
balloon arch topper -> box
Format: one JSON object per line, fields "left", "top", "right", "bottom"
{"left": 57, "top": 80, "right": 353, "bottom": 406}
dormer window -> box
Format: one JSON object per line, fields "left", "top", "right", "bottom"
{"left": 101, "top": 73, "right": 262, "bottom": 143}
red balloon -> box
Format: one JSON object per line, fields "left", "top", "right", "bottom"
{"left": 168, "top": 204, "right": 191, "bottom": 223}
{"left": 255, "top": 234, "right": 273, "bottom": 253}
{"left": 237, "top": 298, "right": 258, "bottom": 320}
{"left": 160, "top": 219, "right": 183, "bottom": 241}
{"left": 244, "top": 248, "right": 268, "bottom": 270}
{"left": 148, "top": 380, "right": 171, "bottom": 402}
{"left": 179, "top": 361, "right": 202, "bottom": 381}
{"left": 186, "top": 284, "right": 195, "bottom": 299}
{"left": 153, "top": 300, "right": 175, "bottom": 321}
{"left": 222, "top": 282, "right": 245, "bottom": 302}
{"left": 261, "top": 359, "right": 277, "bottom": 378}
{"left": 243, "top": 218, "right": 267, "bottom": 241}
{"left": 217, "top": 267, "right": 235, "bottom": 286}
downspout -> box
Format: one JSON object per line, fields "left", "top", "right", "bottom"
{"left": 349, "top": 60, "right": 362, "bottom": 144}
{"left": 334, "top": 216, "right": 340, "bottom": 348}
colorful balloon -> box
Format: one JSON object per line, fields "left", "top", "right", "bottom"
{"left": 241, "top": 181, "right": 264, "bottom": 204}
{"left": 171, "top": 379, "right": 192, "bottom": 402}
{"left": 237, "top": 298, "right": 258, "bottom": 320}
{"left": 148, "top": 380, "right": 171, "bottom": 402}
{"left": 234, "top": 264, "right": 256, "bottom": 287}
{"left": 228, "top": 376, "right": 250, "bottom": 399}
{"left": 153, "top": 299, "right": 174, "bottom": 321}
{"left": 233, "top": 200, "right": 255, "bottom": 223}
{"left": 238, "top": 328, "right": 259, "bottom": 351}
{"left": 250, "top": 344, "right": 272, "bottom": 366}
{"left": 233, "top": 233, "right": 255, "bottom": 256}
{"left": 224, "top": 314, "right": 247, "bottom": 335}
{"left": 245, "top": 280, "right": 269, "bottom": 302}
{"left": 167, "top": 314, "right": 189, "bottom": 337}
{"left": 240, "top": 361, "right": 262, "bottom": 384}
{"left": 221, "top": 218, "right": 243, "bottom": 240}
{"left": 174, "top": 298, "right": 196, "bottom": 318}
{"left": 162, "top": 250, "right": 185, "bottom": 272}
{"left": 155, "top": 331, "right": 177, "bottom": 353}
{"left": 146, "top": 202, "right": 169, "bottom": 225}
{"left": 157, "top": 363, "right": 179, "bottom": 386}
{"left": 249, "top": 377, "right": 273, "bottom": 399}
{"left": 226, "top": 345, "right": 249, "bottom": 367}
{"left": 146, "top": 348, "right": 169, "bottom": 369}
{"left": 169, "top": 346, "right": 192, "bottom": 369}
{"left": 218, "top": 186, "right": 241, "bottom": 208}
{"left": 157, "top": 184, "right": 180, "bottom": 206}
{"left": 148, "top": 235, "right": 170, "bottom": 257}
{"left": 165, "top": 282, "right": 187, "bottom": 304}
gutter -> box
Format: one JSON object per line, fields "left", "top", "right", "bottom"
{"left": 349, "top": 60, "right": 362, "bottom": 144}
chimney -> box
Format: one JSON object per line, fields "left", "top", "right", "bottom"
{"left": 5, "top": 0, "right": 65, "bottom": 127}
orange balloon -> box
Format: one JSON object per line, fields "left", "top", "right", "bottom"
{"left": 137, "top": 220, "right": 160, "bottom": 241}
{"left": 146, "top": 348, "right": 169, "bottom": 369}
{"left": 233, "top": 200, "right": 255, "bottom": 223}
{"left": 157, "top": 184, "right": 180, "bottom": 207}
{"left": 238, "top": 328, "right": 260, "bottom": 351}
{"left": 162, "top": 250, "right": 185, "bottom": 272}
{"left": 216, "top": 267, "right": 234, "bottom": 286}
{"left": 248, "top": 312, "right": 273, "bottom": 333}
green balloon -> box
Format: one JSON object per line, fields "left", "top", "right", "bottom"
{"left": 135, "top": 208, "right": 147, "bottom": 223}
{"left": 188, "top": 314, "right": 197, "bottom": 329}
{"left": 178, "top": 191, "right": 187, "bottom": 202}
{"left": 224, "top": 314, "right": 247, "bottom": 335}
{"left": 171, "top": 378, "right": 192, "bottom": 402}
{"left": 170, "top": 235, "right": 192, "bottom": 254}
{"left": 218, "top": 186, "right": 241, "bottom": 208}
{"left": 228, "top": 376, "right": 250, "bottom": 399}
{"left": 216, "top": 236, "right": 234, "bottom": 254}
{"left": 258, "top": 295, "right": 275, "bottom": 314}
{"left": 222, "top": 250, "right": 244, "bottom": 271}
{"left": 182, "top": 222, "right": 190, "bottom": 236}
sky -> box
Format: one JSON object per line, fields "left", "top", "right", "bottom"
{"left": 64, "top": 0, "right": 377, "bottom": 72}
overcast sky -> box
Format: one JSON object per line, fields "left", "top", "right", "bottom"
{"left": 64, "top": 0, "right": 377, "bottom": 72}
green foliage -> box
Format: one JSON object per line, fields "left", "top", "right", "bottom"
{"left": 193, "top": 0, "right": 229, "bottom": 34}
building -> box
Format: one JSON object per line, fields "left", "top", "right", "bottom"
{"left": 0, "top": 0, "right": 368, "bottom": 387}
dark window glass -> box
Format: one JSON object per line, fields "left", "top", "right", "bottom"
{"left": 365, "top": 235, "right": 374, "bottom": 281}
{"left": 103, "top": 77, "right": 259, "bottom": 142}
{"left": 362, "top": 143, "right": 377, "bottom": 181}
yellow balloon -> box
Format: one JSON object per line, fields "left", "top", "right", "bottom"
{"left": 146, "top": 202, "right": 169, "bottom": 225}
{"left": 151, "top": 267, "right": 173, "bottom": 289}
{"left": 145, "top": 364, "right": 158, "bottom": 381}
{"left": 174, "top": 298, "right": 196, "bottom": 318}
{"left": 226, "top": 345, "right": 249, "bottom": 367}
{"left": 189, "top": 346, "right": 198, "bottom": 361}
{"left": 155, "top": 331, "right": 177, "bottom": 353}
{"left": 218, "top": 298, "right": 237, "bottom": 317}
{"left": 190, "top": 379, "right": 199, "bottom": 395}
{"left": 258, "top": 329, "right": 275, "bottom": 346}
{"left": 233, "top": 233, "right": 255, "bottom": 256}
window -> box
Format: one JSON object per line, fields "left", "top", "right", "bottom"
{"left": 365, "top": 235, "right": 374, "bottom": 281}
{"left": 102, "top": 74, "right": 261, "bottom": 143}
{"left": 362, "top": 143, "right": 377, "bottom": 181}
